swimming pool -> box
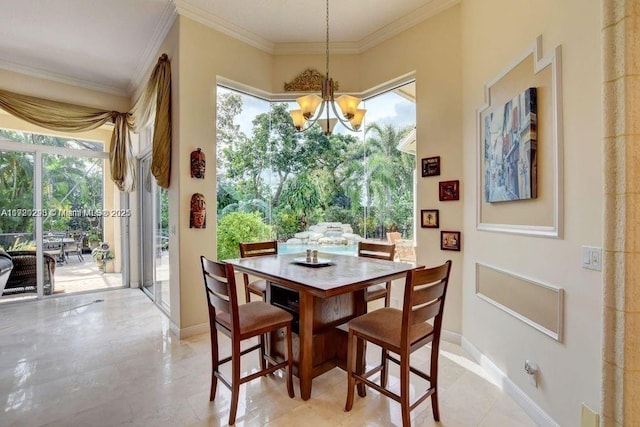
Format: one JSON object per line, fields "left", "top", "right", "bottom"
{"left": 277, "top": 243, "right": 357, "bottom": 256}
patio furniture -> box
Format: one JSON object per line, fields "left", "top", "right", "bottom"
{"left": 63, "top": 233, "right": 85, "bottom": 262}
{"left": 43, "top": 240, "right": 66, "bottom": 264}
{"left": 3, "top": 251, "right": 56, "bottom": 295}
{"left": 0, "top": 250, "right": 14, "bottom": 295}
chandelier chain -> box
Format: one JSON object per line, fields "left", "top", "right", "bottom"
{"left": 288, "top": 0, "right": 365, "bottom": 135}
{"left": 325, "top": 0, "right": 330, "bottom": 78}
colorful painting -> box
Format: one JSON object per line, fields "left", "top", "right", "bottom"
{"left": 483, "top": 87, "right": 537, "bottom": 202}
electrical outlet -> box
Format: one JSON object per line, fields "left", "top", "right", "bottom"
{"left": 524, "top": 360, "right": 538, "bottom": 387}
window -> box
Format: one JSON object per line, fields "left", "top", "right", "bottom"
{"left": 216, "top": 83, "right": 416, "bottom": 260}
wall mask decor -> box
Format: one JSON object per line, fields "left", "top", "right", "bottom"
{"left": 190, "top": 148, "right": 206, "bottom": 179}
{"left": 190, "top": 193, "right": 206, "bottom": 228}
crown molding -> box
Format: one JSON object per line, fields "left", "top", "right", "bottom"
{"left": 128, "top": 0, "right": 178, "bottom": 97}
{"left": 0, "top": 58, "right": 128, "bottom": 96}
{"left": 176, "top": 0, "right": 459, "bottom": 55}
{"left": 274, "top": 41, "right": 360, "bottom": 56}
{"left": 358, "top": 0, "right": 460, "bottom": 52}
{"left": 174, "top": 0, "right": 275, "bottom": 53}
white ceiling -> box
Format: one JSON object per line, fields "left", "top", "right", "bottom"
{"left": 0, "top": 0, "right": 457, "bottom": 96}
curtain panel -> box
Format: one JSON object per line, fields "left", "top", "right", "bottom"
{"left": 0, "top": 54, "right": 172, "bottom": 192}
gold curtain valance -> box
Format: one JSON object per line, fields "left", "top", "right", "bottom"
{"left": 0, "top": 53, "right": 172, "bottom": 192}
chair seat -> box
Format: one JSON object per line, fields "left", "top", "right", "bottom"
{"left": 349, "top": 307, "right": 434, "bottom": 350}
{"left": 248, "top": 278, "right": 267, "bottom": 295}
{"left": 366, "top": 283, "right": 387, "bottom": 301}
{"left": 217, "top": 301, "right": 292, "bottom": 335}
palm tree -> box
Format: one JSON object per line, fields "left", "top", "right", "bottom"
{"left": 358, "top": 123, "right": 413, "bottom": 235}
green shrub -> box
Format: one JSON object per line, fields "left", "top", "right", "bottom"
{"left": 273, "top": 209, "right": 301, "bottom": 241}
{"left": 217, "top": 211, "right": 273, "bottom": 261}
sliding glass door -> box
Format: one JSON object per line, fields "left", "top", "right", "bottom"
{"left": 0, "top": 149, "right": 35, "bottom": 300}
{"left": 138, "top": 153, "right": 170, "bottom": 312}
{"left": 0, "top": 129, "right": 125, "bottom": 302}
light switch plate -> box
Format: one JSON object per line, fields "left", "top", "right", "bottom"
{"left": 582, "top": 246, "right": 602, "bottom": 271}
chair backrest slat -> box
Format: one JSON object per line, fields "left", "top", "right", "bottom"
{"left": 411, "top": 299, "right": 442, "bottom": 325}
{"left": 357, "top": 242, "right": 395, "bottom": 261}
{"left": 239, "top": 241, "right": 278, "bottom": 258}
{"left": 411, "top": 281, "right": 446, "bottom": 307}
{"left": 203, "top": 272, "right": 231, "bottom": 313}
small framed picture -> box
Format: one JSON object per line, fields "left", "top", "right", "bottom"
{"left": 439, "top": 180, "right": 460, "bottom": 201}
{"left": 441, "top": 231, "right": 461, "bottom": 251}
{"left": 420, "top": 209, "right": 439, "bottom": 228}
{"left": 421, "top": 156, "right": 441, "bottom": 177}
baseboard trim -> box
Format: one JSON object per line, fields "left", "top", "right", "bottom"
{"left": 461, "top": 337, "right": 559, "bottom": 427}
{"left": 171, "top": 321, "right": 209, "bottom": 339}
{"left": 442, "top": 329, "right": 462, "bottom": 345}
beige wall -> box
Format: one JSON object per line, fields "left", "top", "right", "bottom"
{"left": 175, "top": 16, "right": 273, "bottom": 331}
{"left": 460, "top": 1, "right": 602, "bottom": 426}
{"left": 359, "top": 6, "right": 464, "bottom": 333}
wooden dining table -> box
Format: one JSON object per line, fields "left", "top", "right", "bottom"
{"left": 226, "top": 252, "right": 415, "bottom": 400}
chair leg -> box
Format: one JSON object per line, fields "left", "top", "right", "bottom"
{"left": 243, "top": 275, "right": 251, "bottom": 303}
{"left": 344, "top": 329, "right": 358, "bottom": 411}
{"left": 285, "top": 324, "right": 294, "bottom": 398}
{"left": 430, "top": 346, "right": 440, "bottom": 421}
{"left": 380, "top": 348, "right": 389, "bottom": 388}
{"left": 259, "top": 333, "right": 267, "bottom": 371}
{"left": 228, "top": 341, "right": 241, "bottom": 425}
{"left": 400, "top": 353, "right": 411, "bottom": 427}
{"left": 384, "top": 281, "right": 392, "bottom": 307}
{"left": 210, "top": 330, "right": 219, "bottom": 401}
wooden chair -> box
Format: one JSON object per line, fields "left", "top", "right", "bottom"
{"left": 345, "top": 260, "right": 452, "bottom": 427}
{"left": 238, "top": 240, "right": 278, "bottom": 302}
{"left": 357, "top": 241, "right": 396, "bottom": 306}
{"left": 63, "top": 235, "right": 85, "bottom": 262}
{"left": 200, "top": 256, "right": 294, "bottom": 425}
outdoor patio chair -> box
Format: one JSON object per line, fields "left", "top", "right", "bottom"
{"left": 63, "top": 235, "right": 85, "bottom": 262}
{"left": 4, "top": 251, "right": 56, "bottom": 295}
{"left": 43, "top": 241, "right": 66, "bottom": 264}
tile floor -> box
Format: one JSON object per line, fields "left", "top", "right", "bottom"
{"left": 0, "top": 289, "right": 535, "bottom": 426}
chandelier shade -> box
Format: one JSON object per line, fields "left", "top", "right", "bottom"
{"left": 288, "top": 0, "right": 366, "bottom": 136}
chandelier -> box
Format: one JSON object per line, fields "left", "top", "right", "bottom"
{"left": 289, "top": 0, "right": 366, "bottom": 136}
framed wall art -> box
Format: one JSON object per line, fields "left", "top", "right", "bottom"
{"left": 421, "top": 209, "right": 439, "bottom": 228}
{"left": 421, "top": 156, "right": 440, "bottom": 177}
{"left": 439, "top": 180, "right": 459, "bottom": 201}
{"left": 476, "top": 35, "right": 564, "bottom": 238}
{"left": 441, "top": 231, "right": 461, "bottom": 251}
{"left": 483, "top": 87, "right": 537, "bottom": 203}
